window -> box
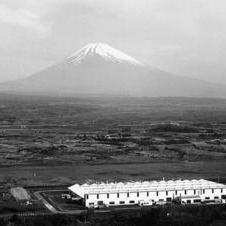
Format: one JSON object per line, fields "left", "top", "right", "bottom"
{"left": 166, "top": 191, "right": 168, "bottom": 196}
{"left": 97, "top": 194, "right": 99, "bottom": 199}
{"left": 194, "top": 199, "right": 201, "bottom": 203}
{"left": 109, "top": 201, "right": 115, "bottom": 205}
{"left": 203, "top": 189, "right": 205, "bottom": 194}
{"left": 214, "top": 196, "right": 219, "bottom": 199}
{"left": 127, "top": 193, "right": 129, "bottom": 198}
{"left": 205, "top": 197, "right": 210, "bottom": 200}
{"left": 187, "top": 200, "right": 191, "bottom": 204}
{"left": 194, "top": 190, "right": 196, "bottom": 195}
{"left": 86, "top": 194, "right": 89, "bottom": 199}
{"left": 185, "top": 190, "right": 187, "bottom": 195}
{"left": 117, "top": 193, "right": 119, "bottom": 198}
{"left": 89, "top": 202, "right": 94, "bottom": 206}
{"left": 175, "top": 190, "right": 178, "bottom": 195}
{"left": 137, "top": 192, "right": 139, "bottom": 197}
{"left": 107, "top": 193, "right": 109, "bottom": 199}
{"left": 147, "top": 192, "right": 149, "bottom": 197}
{"left": 119, "top": 201, "right": 125, "bottom": 204}
{"left": 212, "top": 189, "right": 214, "bottom": 193}
{"left": 166, "top": 197, "right": 171, "bottom": 202}
{"left": 221, "top": 189, "right": 223, "bottom": 193}
{"left": 157, "top": 191, "right": 159, "bottom": 196}
{"left": 129, "top": 200, "right": 135, "bottom": 204}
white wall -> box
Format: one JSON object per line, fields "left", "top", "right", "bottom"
{"left": 84, "top": 187, "right": 226, "bottom": 207}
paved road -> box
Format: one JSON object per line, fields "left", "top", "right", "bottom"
{"left": 34, "top": 191, "right": 58, "bottom": 213}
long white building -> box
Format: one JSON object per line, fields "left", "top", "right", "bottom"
{"left": 68, "top": 179, "right": 226, "bottom": 208}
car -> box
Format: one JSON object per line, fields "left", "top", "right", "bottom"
{"left": 61, "top": 193, "right": 71, "bottom": 199}
{"left": 89, "top": 201, "right": 106, "bottom": 209}
{"left": 71, "top": 196, "right": 82, "bottom": 201}
{"left": 154, "top": 200, "right": 167, "bottom": 206}
{"left": 138, "top": 200, "right": 154, "bottom": 206}
{"left": 201, "top": 200, "right": 217, "bottom": 205}
{"left": 90, "top": 204, "right": 106, "bottom": 209}
{"left": 213, "top": 199, "right": 223, "bottom": 204}
{"left": 95, "top": 204, "right": 106, "bottom": 209}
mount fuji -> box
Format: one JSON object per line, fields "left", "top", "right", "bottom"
{"left": 1, "top": 42, "right": 226, "bottom": 97}
{"left": 67, "top": 43, "right": 143, "bottom": 66}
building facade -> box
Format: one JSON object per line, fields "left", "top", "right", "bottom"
{"left": 68, "top": 179, "right": 226, "bottom": 208}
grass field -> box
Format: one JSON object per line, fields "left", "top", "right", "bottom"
{"left": 0, "top": 94, "right": 225, "bottom": 186}
{"left": 0, "top": 160, "right": 226, "bottom": 186}
{"left": 1, "top": 94, "right": 226, "bottom": 166}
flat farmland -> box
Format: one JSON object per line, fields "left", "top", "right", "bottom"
{"left": 1, "top": 94, "right": 226, "bottom": 167}
{"left": 0, "top": 94, "right": 226, "bottom": 187}
{"left": 0, "top": 161, "right": 226, "bottom": 186}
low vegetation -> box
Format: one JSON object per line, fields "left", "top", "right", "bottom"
{"left": 0, "top": 205, "right": 226, "bottom": 226}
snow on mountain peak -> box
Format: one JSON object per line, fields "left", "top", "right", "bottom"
{"left": 67, "top": 42, "right": 143, "bottom": 66}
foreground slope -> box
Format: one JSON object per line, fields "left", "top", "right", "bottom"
{"left": 1, "top": 43, "right": 226, "bottom": 97}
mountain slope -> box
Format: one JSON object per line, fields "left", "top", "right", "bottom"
{"left": 1, "top": 43, "right": 226, "bottom": 97}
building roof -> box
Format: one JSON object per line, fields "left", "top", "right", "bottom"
{"left": 68, "top": 179, "right": 226, "bottom": 197}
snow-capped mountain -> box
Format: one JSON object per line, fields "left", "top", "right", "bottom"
{"left": 67, "top": 43, "right": 143, "bottom": 66}
{"left": 1, "top": 42, "right": 226, "bottom": 98}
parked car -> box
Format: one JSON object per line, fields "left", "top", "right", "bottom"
{"left": 154, "top": 200, "right": 167, "bottom": 206}
{"left": 138, "top": 200, "right": 154, "bottom": 206}
{"left": 201, "top": 200, "right": 217, "bottom": 205}
{"left": 61, "top": 193, "right": 71, "bottom": 199}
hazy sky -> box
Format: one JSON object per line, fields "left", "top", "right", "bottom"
{"left": 0, "top": 0, "right": 226, "bottom": 84}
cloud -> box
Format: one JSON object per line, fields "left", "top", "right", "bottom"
{"left": 1, "top": 0, "right": 226, "bottom": 83}
{"left": 0, "top": 4, "right": 49, "bottom": 36}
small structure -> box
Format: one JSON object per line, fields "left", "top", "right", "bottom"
{"left": 10, "top": 187, "right": 31, "bottom": 202}
{"left": 68, "top": 179, "right": 226, "bottom": 208}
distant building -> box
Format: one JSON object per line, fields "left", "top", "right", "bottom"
{"left": 68, "top": 179, "right": 226, "bottom": 208}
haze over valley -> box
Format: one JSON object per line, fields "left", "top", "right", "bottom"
{"left": 1, "top": 43, "right": 226, "bottom": 98}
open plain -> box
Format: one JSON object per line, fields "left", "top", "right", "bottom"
{"left": 0, "top": 94, "right": 226, "bottom": 186}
